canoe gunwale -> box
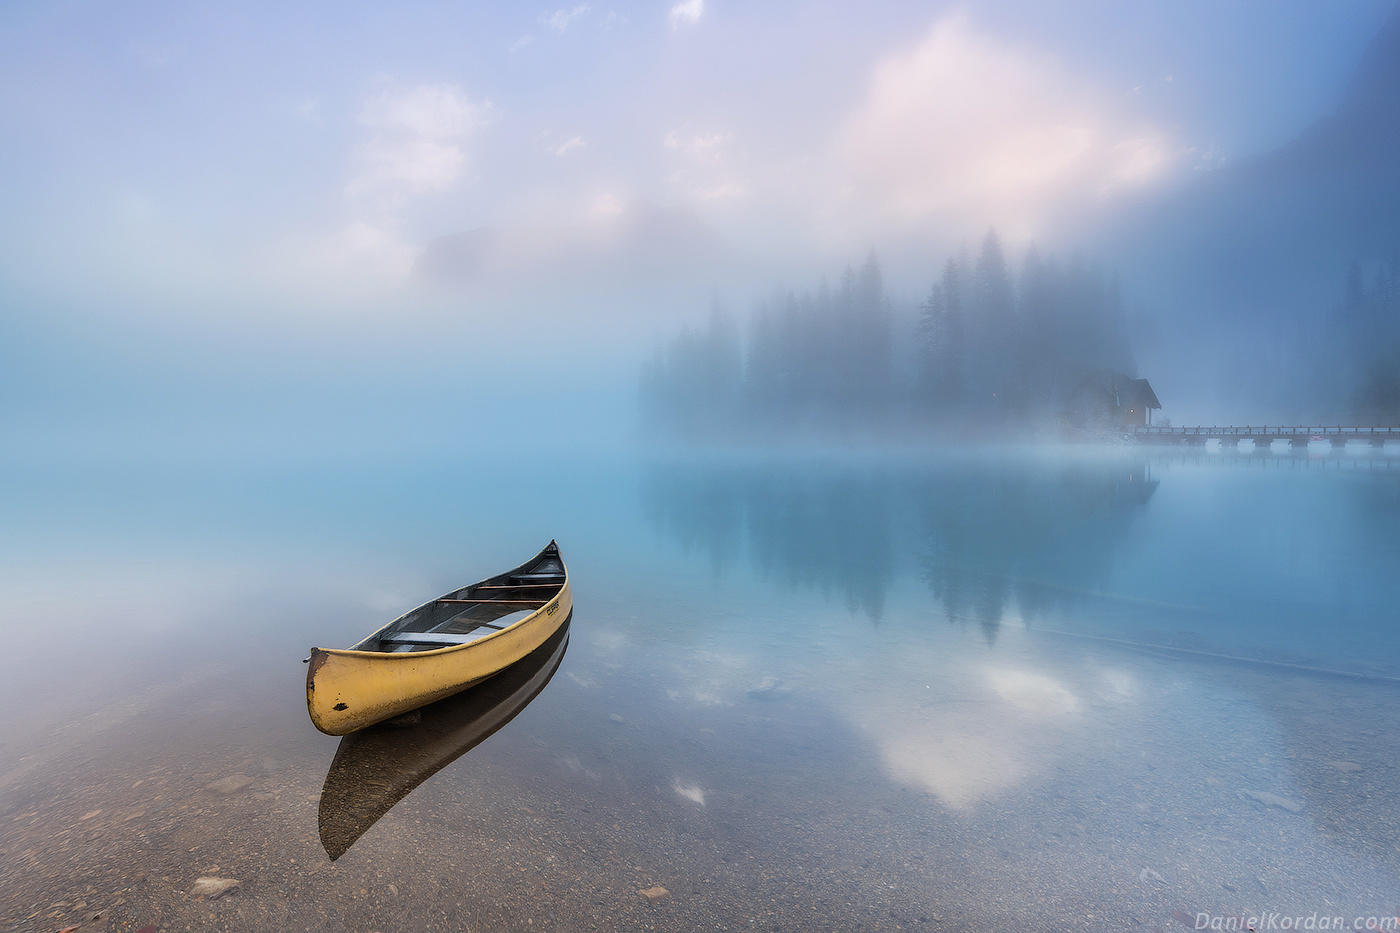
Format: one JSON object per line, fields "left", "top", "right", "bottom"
{"left": 312, "top": 541, "right": 566, "bottom": 661}
{"left": 314, "top": 592, "right": 562, "bottom": 660}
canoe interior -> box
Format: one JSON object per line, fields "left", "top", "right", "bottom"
{"left": 351, "top": 543, "right": 566, "bottom": 654}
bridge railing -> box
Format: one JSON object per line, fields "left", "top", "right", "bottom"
{"left": 1132, "top": 425, "right": 1400, "bottom": 437}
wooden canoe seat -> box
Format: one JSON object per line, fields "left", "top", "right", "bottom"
{"left": 379, "top": 626, "right": 500, "bottom": 648}
{"left": 508, "top": 573, "right": 565, "bottom": 585}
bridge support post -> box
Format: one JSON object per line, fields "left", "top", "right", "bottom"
{"left": 1289, "top": 437, "right": 1309, "bottom": 448}
{"left": 1330, "top": 437, "right": 1348, "bottom": 449}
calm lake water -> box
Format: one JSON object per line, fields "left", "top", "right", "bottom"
{"left": 3, "top": 446, "right": 1399, "bottom": 931}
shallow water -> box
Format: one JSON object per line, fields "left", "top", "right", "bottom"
{"left": 3, "top": 447, "right": 1399, "bottom": 931}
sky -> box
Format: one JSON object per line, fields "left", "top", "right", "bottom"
{"left": 0, "top": 0, "right": 1395, "bottom": 456}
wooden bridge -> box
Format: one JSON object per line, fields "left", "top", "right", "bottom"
{"left": 1132, "top": 425, "right": 1400, "bottom": 446}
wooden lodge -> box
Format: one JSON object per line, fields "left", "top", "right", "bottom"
{"left": 1066, "top": 371, "right": 1162, "bottom": 429}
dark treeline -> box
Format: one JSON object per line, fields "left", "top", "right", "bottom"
{"left": 640, "top": 230, "right": 1137, "bottom": 439}
{"left": 1339, "top": 254, "right": 1400, "bottom": 418}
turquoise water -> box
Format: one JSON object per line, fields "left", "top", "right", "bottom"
{"left": 2, "top": 447, "right": 1398, "bottom": 930}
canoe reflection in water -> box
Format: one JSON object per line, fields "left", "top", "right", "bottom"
{"left": 317, "top": 615, "right": 571, "bottom": 860}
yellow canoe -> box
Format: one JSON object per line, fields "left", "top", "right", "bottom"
{"left": 306, "top": 541, "right": 572, "bottom": 735}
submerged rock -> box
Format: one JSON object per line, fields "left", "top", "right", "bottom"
{"left": 639, "top": 885, "right": 669, "bottom": 901}
{"left": 205, "top": 774, "right": 253, "bottom": 795}
{"left": 1138, "top": 867, "right": 1167, "bottom": 885}
{"left": 190, "top": 876, "right": 241, "bottom": 899}
{"left": 1241, "top": 789, "right": 1302, "bottom": 813}
{"left": 745, "top": 677, "right": 791, "bottom": 701}
{"left": 1327, "top": 760, "right": 1362, "bottom": 773}
{"left": 672, "top": 781, "right": 706, "bottom": 806}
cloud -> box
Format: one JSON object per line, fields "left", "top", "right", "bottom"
{"left": 662, "top": 129, "right": 747, "bottom": 208}
{"left": 833, "top": 642, "right": 1094, "bottom": 811}
{"left": 347, "top": 82, "right": 493, "bottom": 208}
{"left": 692, "top": 181, "right": 746, "bottom": 202}
{"left": 321, "top": 14, "right": 1183, "bottom": 301}
{"left": 589, "top": 192, "right": 626, "bottom": 217}
{"left": 292, "top": 97, "right": 321, "bottom": 124}
{"left": 833, "top": 14, "right": 1175, "bottom": 239}
{"left": 348, "top": 136, "right": 470, "bottom": 205}
{"left": 663, "top": 129, "right": 729, "bottom": 163}
{"left": 542, "top": 4, "right": 590, "bottom": 32}
{"left": 508, "top": 34, "right": 534, "bottom": 53}
{"left": 358, "top": 82, "right": 489, "bottom": 140}
{"left": 985, "top": 668, "right": 1080, "bottom": 716}
{"left": 278, "top": 80, "right": 493, "bottom": 293}
{"left": 554, "top": 135, "right": 587, "bottom": 157}
{"left": 308, "top": 220, "right": 419, "bottom": 284}
{"left": 669, "top": 0, "right": 703, "bottom": 31}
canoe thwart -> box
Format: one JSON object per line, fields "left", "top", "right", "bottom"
{"left": 379, "top": 629, "right": 497, "bottom": 648}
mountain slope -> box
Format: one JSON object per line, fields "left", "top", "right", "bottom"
{"left": 1095, "top": 7, "right": 1400, "bottom": 420}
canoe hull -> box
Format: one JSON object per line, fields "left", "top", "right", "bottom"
{"left": 307, "top": 558, "right": 572, "bottom": 735}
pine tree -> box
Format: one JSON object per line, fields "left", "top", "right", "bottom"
{"left": 971, "top": 230, "right": 1014, "bottom": 413}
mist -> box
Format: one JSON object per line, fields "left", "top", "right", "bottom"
{"left": 5, "top": 1, "right": 1400, "bottom": 464}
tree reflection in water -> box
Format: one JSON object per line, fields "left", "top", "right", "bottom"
{"left": 642, "top": 457, "right": 1158, "bottom": 639}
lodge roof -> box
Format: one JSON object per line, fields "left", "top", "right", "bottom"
{"left": 1070, "top": 370, "right": 1161, "bottom": 410}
